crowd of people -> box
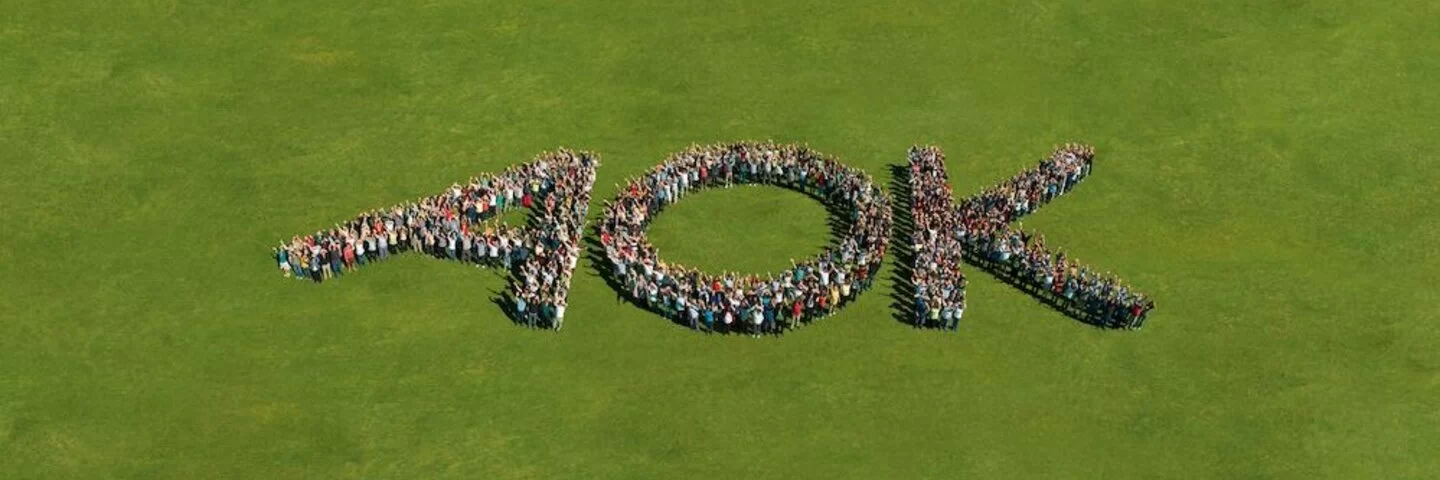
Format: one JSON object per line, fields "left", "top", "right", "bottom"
{"left": 273, "top": 150, "right": 600, "bottom": 330}
{"left": 599, "top": 142, "right": 891, "bottom": 336}
{"left": 270, "top": 142, "right": 1153, "bottom": 331}
{"left": 906, "top": 146, "right": 968, "bottom": 330}
{"left": 908, "top": 144, "right": 1155, "bottom": 329}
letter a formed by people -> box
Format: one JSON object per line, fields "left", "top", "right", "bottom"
{"left": 903, "top": 145, "right": 1154, "bottom": 330}
{"left": 274, "top": 150, "right": 599, "bottom": 329}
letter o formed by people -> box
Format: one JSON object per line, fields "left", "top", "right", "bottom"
{"left": 598, "top": 142, "right": 891, "bottom": 336}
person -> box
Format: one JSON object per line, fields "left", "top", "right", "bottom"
{"left": 330, "top": 244, "right": 343, "bottom": 278}
{"left": 540, "top": 302, "right": 555, "bottom": 330}
{"left": 515, "top": 295, "right": 528, "bottom": 326}
{"left": 554, "top": 298, "right": 566, "bottom": 331}
{"left": 275, "top": 246, "right": 291, "bottom": 278}
{"left": 288, "top": 248, "right": 302, "bottom": 280}
{"left": 293, "top": 250, "right": 307, "bottom": 281}
{"left": 928, "top": 297, "right": 941, "bottom": 327}
{"left": 342, "top": 241, "right": 355, "bottom": 271}
{"left": 914, "top": 295, "right": 927, "bottom": 328}
{"left": 687, "top": 302, "right": 700, "bottom": 331}
{"left": 949, "top": 296, "right": 965, "bottom": 331}
{"left": 795, "top": 297, "right": 808, "bottom": 328}
{"left": 750, "top": 305, "right": 763, "bottom": 338}
{"left": 762, "top": 299, "right": 776, "bottom": 335}
{"left": 308, "top": 253, "right": 321, "bottom": 283}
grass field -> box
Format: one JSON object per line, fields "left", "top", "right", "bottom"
{"left": 3, "top": 1, "right": 1439, "bottom": 478}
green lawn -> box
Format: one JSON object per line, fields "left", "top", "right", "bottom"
{"left": 2, "top": 0, "right": 1439, "bottom": 478}
{"left": 648, "top": 185, "right": 833, "bottom": 275}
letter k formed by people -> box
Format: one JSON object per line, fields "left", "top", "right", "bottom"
{"left": 901, "top": 144, "right": 1154, "bottom": 330}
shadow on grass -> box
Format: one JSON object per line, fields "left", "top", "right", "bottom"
{"left": 886, "top": 164, "right": 920, "bottom": 328}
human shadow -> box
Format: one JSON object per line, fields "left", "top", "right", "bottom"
{"left": 886, "top": 164, "right": 919, "bottom": 328}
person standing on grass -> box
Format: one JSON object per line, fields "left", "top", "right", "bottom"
{"left": 293, "top": 249, "right": 307, "bottom": 281}
{"left": 539, "top": 301, "right": 554, "bottom": 330}
{"left": 1137, "top": 299, "right": 1155, "bottom": 329}
{"left": 377, "top": 228, "right": 389, "bottom": 261}
{"left": 275, "top": 245, "right": 291, "bottom": 278}
{"left": 928, "top": 295, "right": 942, "bottom": 327}
{"left": 749, "top": 304, "right": 763, "bottom": 338}
{"left": 957, "top": 294, "right": 967, "bottom": 330}
{"left": 308, "top": 252, "right": 322, "bottom": 283}
{"left": 914, "top": 294, "right": 928, "bottom": 328}
{"left": 817, "top": 291, "right": 830, "bottom": 319}
{"left": 321, "top": 243, "right": 334, "bottom": 279}
{"left": 828, "top": 283, "right": 840, "bottom": 317}
{"left": 288, "top": 248, "right": 302, "bottom": 281}
{"left": 459, "top": 230, "right": 472, "bottom": 263}
{"left": 515, "top": 293, "right": 529, "bottom": 328}
{"left": 366, "top": 234, "right": 378, "bottom": 262}
{"left": 355, "top": 236, "right": 367, "bottom": 267}
{"left": 342, "top": 240, "right": 355, "bottom": 271}
{"left": 313, "top": 246, "right": 325, "bottom": 281}
{"left": 761, "top": 295, "right": 776, "bottom": 335}
{"left": 687, "top": 300, "right": 700, "bottom": 331}
{"left": 387, "top": 225, "right": 398, "bottom": 255}
{"left": 791, "top": 297, "right": 804, "bottom": 330}
{"left": 312, "top": 244, "right": 326, "bottom": 281}
{"left": 554, "top": 297, "right": 566, "bottom": 331}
